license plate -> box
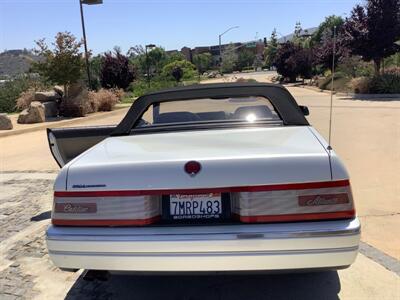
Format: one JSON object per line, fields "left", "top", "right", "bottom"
{"left": 169, "top": 193, "right": 222, "bottom": 220}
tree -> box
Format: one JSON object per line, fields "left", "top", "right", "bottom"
{"left": 148, "top": 47, "right": 167, "bottom": 75}
{"left": 237, "top": 48, "right": 255, "bottom": 71}
{"left": 264, "top": 29, "right": 278, "bottom": 68}
{"left": 274, "top": 42, "right": 313, "bottom": 82}
{"left": 342, "top": 0, "right": 400, "bottom": 75}
{"left": 89, "top": 54, "right": 103, "bottom": 90}
{"left": 312, "top": 15, "right": 345, "bottom": 44}
{"left": 128, "top": 46, "right": 167, "bottom": 78}
{"left": 221, "top": 44, "right": 238, "bottom": 73}
{"left": 33, "top": 32, "right": 84, "bottom": 96}
{"left": 314, "top": 30, "right": 349, "bottom": 71}
{"left": 193, "top": 52, "right": 212, "bottom": 74}
{"left": 100, "top": 49, "right": 135, "bottom": 89}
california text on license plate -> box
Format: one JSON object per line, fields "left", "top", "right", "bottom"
{"left": 169, "top": 193, "right": 222, "bottom": 220}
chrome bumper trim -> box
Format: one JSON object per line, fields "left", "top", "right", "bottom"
{"left": 49, "top": 246, "right": 359, "bottom": 257}
{"left": 46, "top": 219, "right": 361, "bottom": 242}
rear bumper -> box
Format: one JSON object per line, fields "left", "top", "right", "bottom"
{"left": 46, "top": 218, "right": 360, "bottom": 272}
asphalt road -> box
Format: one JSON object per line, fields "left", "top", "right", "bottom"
{"left": 0, "top": 72, "right": 399, "bottom": 299}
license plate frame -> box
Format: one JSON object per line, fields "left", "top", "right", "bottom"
{"left": 162, "top": 193, "right": 232, "bottom": 223}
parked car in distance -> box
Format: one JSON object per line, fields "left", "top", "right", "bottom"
{"left": 46, "top": 83, "right": 360, "bottom": 273}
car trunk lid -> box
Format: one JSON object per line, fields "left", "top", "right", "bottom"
{"left": 65, "top": 126, "right": 332, "bottom": 191}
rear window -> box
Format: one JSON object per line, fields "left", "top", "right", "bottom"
{"left": 137, "top": 96, "right": 282, "bottom": 128}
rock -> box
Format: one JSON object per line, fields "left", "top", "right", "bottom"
{"left": 17, "top": 101, "right": 45, "bottom": 124}
{"left": 0, "top": 113, "right": 13, "bottom": 130}
{"left": 34, "top": 91, "right": 61, "bottom": 102}
{"left": 43, "top": 101, "right": 58, "bottom": 118}
{"left": 53, "top": 85, "right": 64, "bottom": 97}
{"left": 67, "top": 82, "right": 85, "bottom": 98}
{"left": 60, "top": 89, "right": 90, "bottom": 117}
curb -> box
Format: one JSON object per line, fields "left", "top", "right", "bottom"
{"left": 290, "top": 84, "right": 400, "bottom": 100}
{"left": 0, "top": 106, "right": 129, "bottom": 138}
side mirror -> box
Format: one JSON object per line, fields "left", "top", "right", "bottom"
{"left": 299, "top": 105, "right": 309, "bottom": 116}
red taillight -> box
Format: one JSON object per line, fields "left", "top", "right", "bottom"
{"left": 52, "top": 193, "right": 161, "bottom": 226}
{"left": 52, "top": 180, "right": 355, "bottom": 226}
{"left": 232, "top": 180, "right": 355, "bottom": 223}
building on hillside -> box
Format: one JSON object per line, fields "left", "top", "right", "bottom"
{"left": 170, "top": 39, "right": 266, "bottom": 67}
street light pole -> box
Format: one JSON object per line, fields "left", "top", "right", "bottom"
{"left": 79, "top": 0, "right": 102, "bottom": 89}
{"left": 79, "top": 0, "right": 91, "bottom": 88}
{"left": 145, "top": 44, "right": 156, "bottom": 88}
{"left": 218, "top": 26, "right": 239, "bottom": 72}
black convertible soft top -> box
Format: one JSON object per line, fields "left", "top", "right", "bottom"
{"left": 112, "top": 82, "right": 309, "bottom": 136}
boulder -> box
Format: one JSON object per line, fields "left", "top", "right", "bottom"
{"left": 60, "top": 89, "right": 90, "bottom": 117}
{"left": 67, "top": 82, "right": 85, "bottom": 98}
{"left": 34, "top": 91, "right": 61, "bottom": 102}
{"left": 17, "top": 101, "right": 45, "bottom": 124}
{"left": 43, "top": 101, "right": 59, "bottom": 118}
{"left": 0, "top": 113, "right": 13, "bottom": 130}
{"left": 53, "top": 85, "right": 64, "bottom": 97}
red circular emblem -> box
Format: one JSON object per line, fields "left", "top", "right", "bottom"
{"left": 184, "top": 161, "right": 201, "bottom": 176}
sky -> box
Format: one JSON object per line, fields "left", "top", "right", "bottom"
{"left": 0, "top": 0, "right": 360, "bottom": 54}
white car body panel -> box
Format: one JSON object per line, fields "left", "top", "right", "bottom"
{"left": 59, "top": 127, "right": 340, "bottom": 192}
{"left": 48, "top": 123, "right": 359, "bottom": 272}
{"left": 47, "top": 218, "right": 360, "bottom": 272}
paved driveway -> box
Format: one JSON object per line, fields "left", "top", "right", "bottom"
{"left": 0, "top": 75, "right": 399, "bottom": 299}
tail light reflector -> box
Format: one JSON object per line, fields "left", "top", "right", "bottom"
{"left": 232, "top": 180, "right": 355, "bottom": 223}
{"left": 52, "top": 193, "right": 161, "bottom": 226}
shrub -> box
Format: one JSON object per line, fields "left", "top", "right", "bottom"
{"left": 131, "top": 79, "right": 176, "bottom": 98}
{"left": 100, "top": 50, "right": 136, "bottom": 89}
{"left": 318, "top": 72, "right": 344, "bottom": 89}
{"left": 16, "top": 89, "right": 35, "bottom": 110}
{"left": 0, "top": 77, "right": 30, "bottom": 113}
{"left": 171, "top": 66, "right": 183, "bottom": 82}
{"left": 88, "top": 89, "right": 118, "bottom": 112}
{"left": 162, "top": 60, "right": 197, "bottom": 81}
{"left": 369, "top": 73, "right": 400, "bottom": 94}
{"left": 110, "top": 88, "right": 125, "bottom": 101}
{"left": 349, "top": 77, "right": 371, "bottom": 94}
{"left": 236, "top": 78, "right": 258, "bottom": 83}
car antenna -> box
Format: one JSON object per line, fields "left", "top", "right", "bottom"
{"left": 327, "top": 25, "right": 337, "bottom": 153}
{"left": 327, "top": 26, "right": 337, "bottom": 180}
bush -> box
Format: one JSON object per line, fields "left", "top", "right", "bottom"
{"left": 318, "top": 72, "right": 347, "bottom": 90}
{"left": 110, "top": 88, "right": 125, "bottom": 101}
{"left": 236, "top": 78, "right": 258, "bottom": 83}
{"left": 162, "top": 60, "right": 197, "bottom": 81}
{"left": 369, "top": 73, "right": 400, "bottom": 94}
{"left": 0, "top": 78, "right": 30, "bottom": 113}
{"left": 131, "top": 79, "right": 176, "bottom": 98}
{"left": 88, "top": 89, "right": 119, "bottom": 112}
{"left": 349, "top": 77, "right": 371, "bottom": 94}
{"left": 16, "top": 89, "right": 35, "bottom": 110}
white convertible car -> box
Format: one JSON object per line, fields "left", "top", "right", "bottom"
{"left": 46, "top": 83, "right": 360, "bottom": 273}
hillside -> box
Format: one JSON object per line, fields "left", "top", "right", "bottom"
{"left": 0, "top": 49, "right": 40, "bottom": 77}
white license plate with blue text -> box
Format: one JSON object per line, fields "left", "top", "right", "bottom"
{"left": 170, "top": 193, "right": 222, "bottom": 220}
